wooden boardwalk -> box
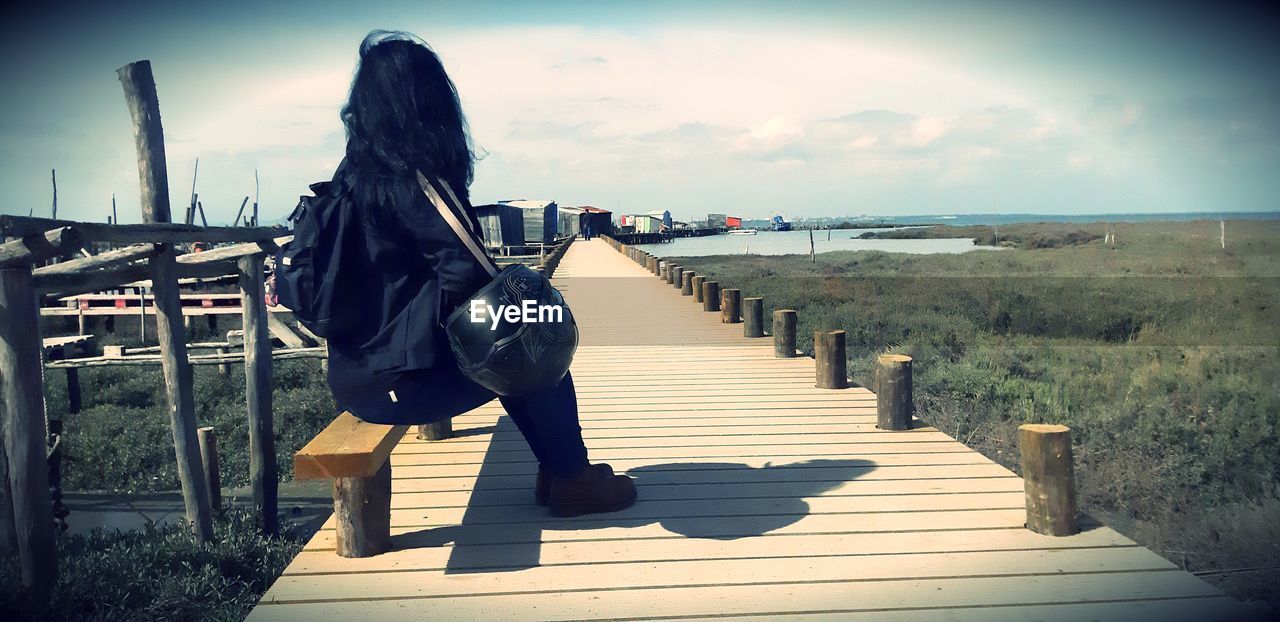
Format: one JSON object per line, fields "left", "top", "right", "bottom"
{"left": 251, "top": 240, "right": 1253, "bottom": 621}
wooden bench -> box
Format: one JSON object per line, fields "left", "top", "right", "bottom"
{"left": 294, "top": 413, "right": 408, "bottom": 557}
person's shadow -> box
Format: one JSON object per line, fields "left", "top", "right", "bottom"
{"left": 388, "top": 418, "right": 878, "bottom": 574}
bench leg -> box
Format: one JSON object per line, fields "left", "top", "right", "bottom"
{"left": 418, "top": 419, "right": 452, "bottom": 441}
{"left": 333, "top": 460, "right": 392, "bottom": 557}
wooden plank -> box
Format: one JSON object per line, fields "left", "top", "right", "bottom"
{"left": 364, "top": 489, "right": 1024, "bottom": 528}
{"left": 0, "top": 214, "right": 286, "bottom": 245}
{"left": 295, "top": 520, "right": 1133, "bottom": 571}
{"left": 385, "top": 478, "right": 1025, "bottom": 509}
{"left": 262, "top": 547, "right": 1173, "bottom": 604}
{"left": 32, "top": 243, "right": 159, "bottom": 276}
{"left": 360, "top": 463, "right": 1018, "bottom": 499}
{"left": 0, "top": 227, "right": 83, "bottom": 269}
{"left": 294, "top": 413, "right": 408, "bottom": 480}
{"left": 307, "top": 506, "right": 1039, "bottom": 550}
{"left": 266, "top": 313, "right": 309, "bottom": 348}
{"left": 389, "top": 449, "right": 993, "bottom": 469}
{"left": 248, "top": 571, "right": 1223, "bottom": 621}
{"left": 391, "top": 442, "right": 981, "bottom": 462}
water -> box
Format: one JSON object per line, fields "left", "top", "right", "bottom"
{"left": 796, "top": 211, "right": 1280, "bottom": 227}
{"left": 635, "top": 229, "right": 1001, "bottom": 257}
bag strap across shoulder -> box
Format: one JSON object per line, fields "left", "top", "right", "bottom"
{"left": 415, "top": 171, "right": 499, "bottom": 278}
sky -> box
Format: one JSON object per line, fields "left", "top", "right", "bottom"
{"left": 2, "top": 0, "right": 1277, "bottom": 224}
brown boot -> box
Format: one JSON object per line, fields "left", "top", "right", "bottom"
{"left": 535, "top": 463, "right": 614, "bottom": 506}
{"left": 547, "top": 464, "right": 637, "bottom": 517}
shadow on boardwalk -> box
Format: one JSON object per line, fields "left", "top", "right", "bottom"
{"left": 386, "top": 416, "right": 877, "bottom": 574}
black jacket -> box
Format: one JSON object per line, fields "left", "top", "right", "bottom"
{"left": 323, "top": 162, "right": 489, "bottom": 375}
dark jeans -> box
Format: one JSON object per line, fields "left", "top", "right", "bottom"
{"left": 327, "top": 364, "right": 589, "bottom": 478}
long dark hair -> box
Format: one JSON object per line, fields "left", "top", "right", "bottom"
{"left": 340, "top": 31, "right": 474, "bottom": 204}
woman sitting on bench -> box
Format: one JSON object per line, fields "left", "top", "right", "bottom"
{"left": 318, "top": 31, "right": 635, "bottom": 517}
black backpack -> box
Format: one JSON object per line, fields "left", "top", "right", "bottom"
{"left": 274, "top": 181, "right": 363, "bottom": 338}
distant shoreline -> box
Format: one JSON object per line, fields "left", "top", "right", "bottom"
{"left": 766, "top": 211, "right": 1280, "bottom": 230}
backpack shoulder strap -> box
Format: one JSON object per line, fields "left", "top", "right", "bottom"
{"left": 415, "top": 171, "right": 499, "bottom": 278}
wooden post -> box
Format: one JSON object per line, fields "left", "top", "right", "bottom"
{"left": 65, "top": 368, "right": 81, "bottom": 414}
{"left": 333, "top": 460, "right": 392, "bottom": 557}
{"left": 702, "top": 281, "right": 721, "bottom": 312}
{"left": 197, "top": 427, "right": 222, "bottom": 515}
{"left": 692, "top": 275, "right": 706, "bottom": 303}
{"left": 0, "top": 267, "right": 57, "bottom": 599}
{"left": 814, "top": 330, "right": 848, "bottom": 389}
{"left": 1018, "top": 424, "right": 1079, "bottom": 536}
{"left": 238, "top": 254, "right": 278, "bottom": 536}
{"left": 774, "top": 309, "right": 797, "bottom": 358}
{"left": 876, "top": 354, "right": 913, "bottom": 430}
{"left": 681, "top": 272, "right": 694, "bottom": 295}
{"left": 671, "top": 266, "right": 683, "bottom": 288}
{"left": 743, "top": 297, "right": 764, "bottom": 337}
{"left": 216, "top": 346, "right": 230, "bottom": 376}
{"left": 418, "top": 420, "right": 452, "bottom": 441}
{"left": 138, "top": 289, "right": 146, "bottom": 340}
{"left": 809, "top": 227, "right": 816, "bottom": 263}
{"left": 721, "top": 288, "right": 741, "bottom": 323}
{"left": 118, "top": 60, "right": 214, "bottom": 542}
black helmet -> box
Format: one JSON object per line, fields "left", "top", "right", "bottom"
{"left": 443, "top": 264, "right": 578, "bottom": 396}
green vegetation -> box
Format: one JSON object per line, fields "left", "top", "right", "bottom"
{"left": 675, "top": 219, "right": 1280, "bottom": 606}
{"left": 859, "top": 221, "right": 1103, "bottom": 248}
{"left": 43, "top": 357, "right": 337, "bottom": 493}
{"left": 1, "top": 508, "right": 307, "bottom": 621}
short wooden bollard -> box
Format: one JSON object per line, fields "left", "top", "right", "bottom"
{"left": 814, "top": 330, "right": 848, "bottom": 389}
{"left": 197, "top": 426, "right": 222, "bottom": 514}
{"left": 721, "top": 288, "right": 741, "bottom": 323}
{"left": 773, "top": 310, "right": 797, "bottom": 357}
{"left": 702, "top": 281, "right": 721, "bottom": 312}
{"left": 670, "top": 266, "right": 683, "bottom": 287}
{"left": 418, "top": 419, "right": 452, "bottom": 441}
{"left": 876, "top": 354, "right": 913, "bottom": 430}
{"left": 659, "top": 262, "right": 667, "bottom": 279}
{"left": 1018, "top": 424, "right": 1079, "bottom": 536}
{"left": 743, "top": 297, "right": 764, "bottom": 337}
{"left": 692, "top": 275, "right": 707, "bottom": 302}
{"left": 681, "top": 272, "right": 694, "bottom": 295}
{"left": 334, "top": 460, "right": 392, "bottom": 557}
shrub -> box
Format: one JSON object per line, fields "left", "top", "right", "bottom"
{"left": 0, "top": 508, "right": 306, "bottom": 621}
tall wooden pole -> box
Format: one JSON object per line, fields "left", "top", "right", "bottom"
{"left": 0, "top": 267, "right": 57, "bottom": 599}
{"left": 238, "top": 254, "right": 278, "bottom": 535}
{"left": 118, "top": 60, "right": 214, "bottom": 542}
{"left": 50, "top": 169, "right": 57, "bottom": 219}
